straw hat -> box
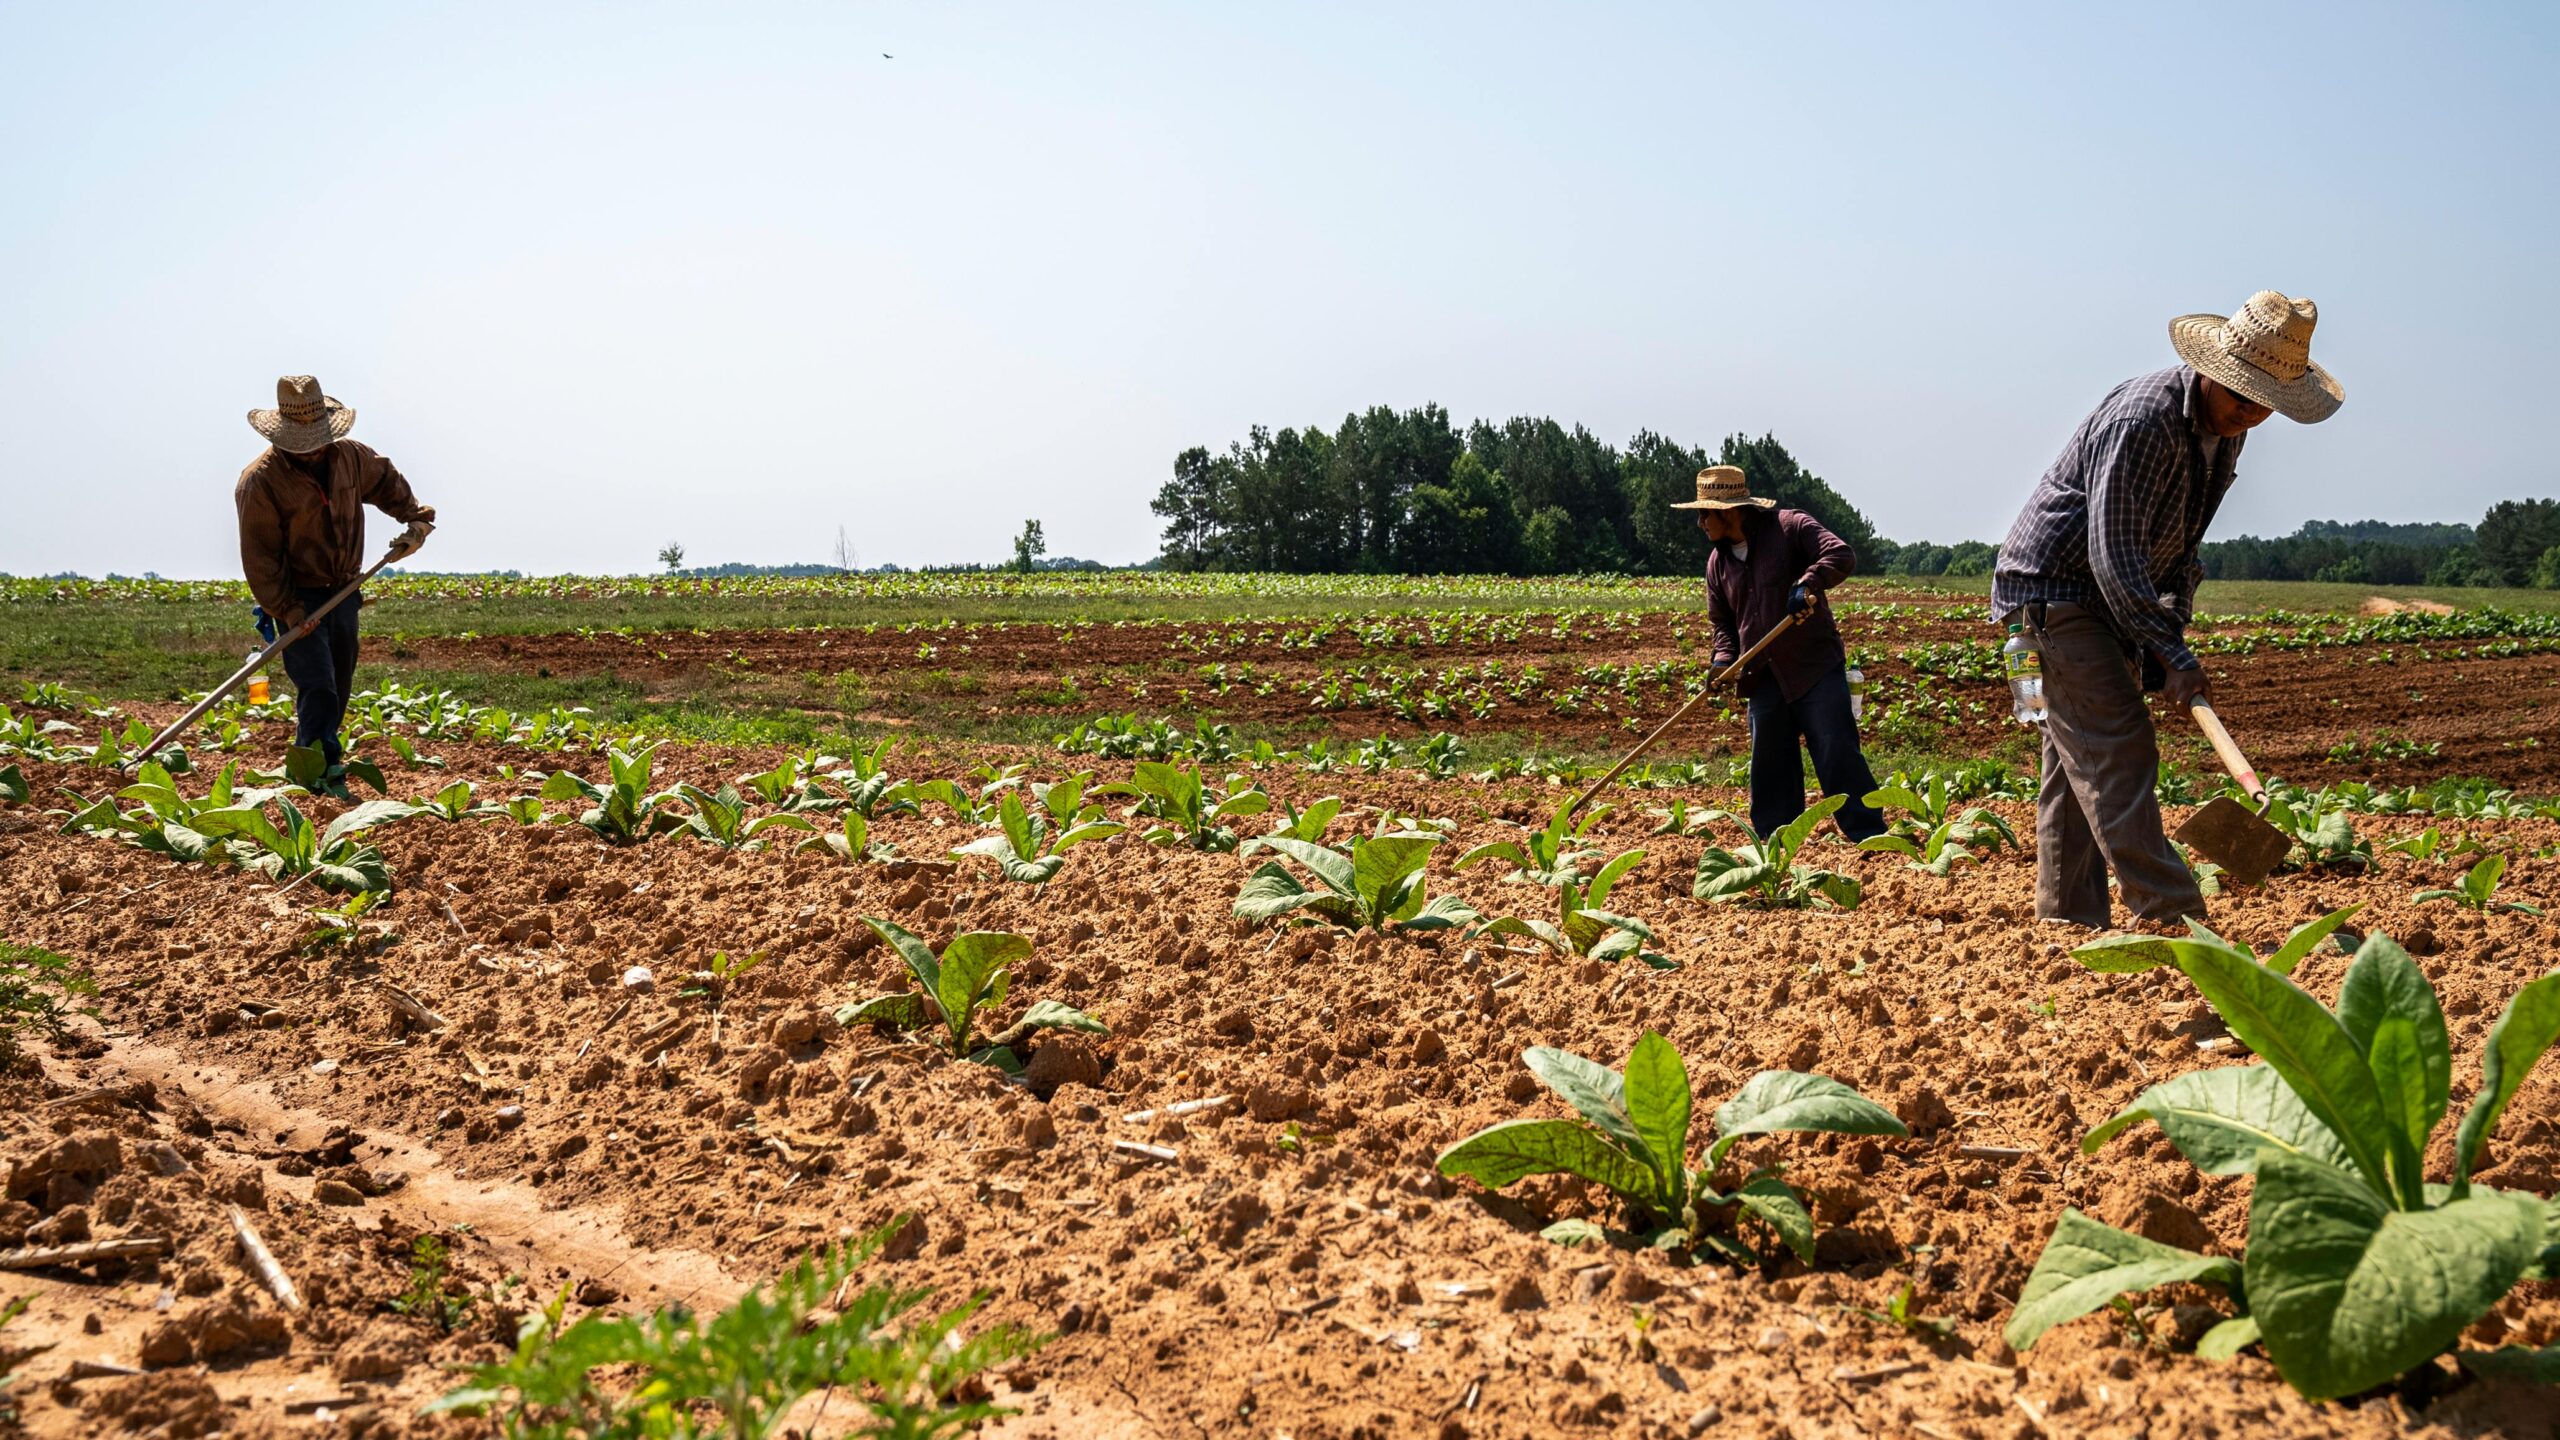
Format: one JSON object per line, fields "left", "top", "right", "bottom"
{"left": 1668, "top": 465, "right": 1775, "bottom": 511}
{"left": 247, "top": 375, "right": 356, "bottom": 453}
{"left": 2169, "top": 291, "right": 2343, "bottom": 424}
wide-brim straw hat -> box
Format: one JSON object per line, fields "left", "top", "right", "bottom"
{"left": 247, "top": 374, "right": 356, "bottom": 453}
{"left": 1669, "top": 465, "right": 1775, "bottom": 511}
{"left": 2169, "top": 291, "right": 2343, "bottom": 424}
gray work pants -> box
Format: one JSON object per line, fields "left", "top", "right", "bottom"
{"left": 2023, "top": 602, "right": 2204, "bottom": 927}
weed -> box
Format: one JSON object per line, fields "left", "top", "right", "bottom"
{"left": 427, "top": 1217, "right": 1040, "bottom": 1439}
{"left": 391, "top": 1235, "right": 474, "bottom": 1332}
{"left": 0, "top": 943, "right": 97, "bottom": 1070}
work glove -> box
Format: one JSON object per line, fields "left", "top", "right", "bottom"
{"left": 1787, "top": 584, "right": 1815, "bottom": 619}
{"left": 391, "top": 518, "right": 435, "bottom": 560}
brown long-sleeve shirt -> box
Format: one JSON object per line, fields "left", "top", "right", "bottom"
{"left": 1704, "top": 506, "right": 1855, "bottom": 702}
{"left": 234, "top": 441, "right": 432, "bottom": 627}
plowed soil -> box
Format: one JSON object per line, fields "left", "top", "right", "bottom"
{"left": 386, "top": 597, "right": 2560, "bottom": 788}
{"left": 2, "top": 720, "right": 2557, "bottom": 1438}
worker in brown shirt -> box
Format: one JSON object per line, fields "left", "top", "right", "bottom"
{"left": 235, "top": 375, "right": 435, "bottom": 795}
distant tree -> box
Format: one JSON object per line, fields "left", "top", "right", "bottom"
{"left": 1407, "top": 453, "right": 1523, "bottom": 574}
{"left": 2476, "top": 499, "right": 2560, "bottom": 587}
{"left": 658, "top": 542, "right": 685, "bottom": 573}
{"left": 1012, "top": 519, "right": 1047, "bottom": 574}
{"left": 1943, "top": 540, "right": 1997, "bottom": 577}
{"left": 1521, "top": 505, "right": 1578, "bottom": 575}
{"left": 2534, "top": 546, "right": 2560, "bottom": 590}
{"left": 2425, "top": 546, "right": 2485, "bottom": 587}
{"left": 1621, "top": 431, "right": 1712, "bottom": 575}
{"left": 1716, "top": 433, "right": 1878, "bottom": 562}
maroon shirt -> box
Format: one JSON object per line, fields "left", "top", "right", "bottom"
{"left": 1704, "top": 506, "right": 1856, "bottom": 701}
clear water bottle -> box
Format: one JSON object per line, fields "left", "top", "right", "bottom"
{"left": 1845, "top": 667, "right": 1867, "bottom": 722}
{"left": 2003, "top": 623, "right": 2046, "bottom": 724}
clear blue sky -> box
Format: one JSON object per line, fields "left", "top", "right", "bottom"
{"left": 3, "top": 1, "right": 2553, "bottom": 576}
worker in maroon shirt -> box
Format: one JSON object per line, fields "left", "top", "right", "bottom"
{"left": 1676, "top": 465, "right": 1886, "bottom": 842}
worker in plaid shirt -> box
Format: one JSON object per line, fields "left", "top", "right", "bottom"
{"left": 1994, "top": 292, "right": 2343, "bottom": 928}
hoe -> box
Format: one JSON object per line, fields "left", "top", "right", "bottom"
{"left": 1564, "top": 612, "right": 1799, "bottom": 819}
{"left": 2171, "top": 700, "right": 2291, "bottom": 886}
{"left": 123, "top": 532, "right": 427, "bottom": 772}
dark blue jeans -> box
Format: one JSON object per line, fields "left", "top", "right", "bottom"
{"left": 1747, "top": 664, "right": 1886, "bottom": 842}
{"left": 280, "top": 586, "right": 360, "bottom": 766}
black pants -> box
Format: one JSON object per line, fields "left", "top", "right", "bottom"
{"left": 280, "top": 586, "right": 360, "bottom": 766}
{"left": 1747, "top": 664, "right": 1886, "bottom": 842}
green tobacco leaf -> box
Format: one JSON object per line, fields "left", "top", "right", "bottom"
{"left": 1799, "top": 869, "right": 1862, "bottom": 909}
{"left": 1402, "top": 895, "right": 1478, "bottom": 930}
{"left": 1234, "top": 862, "right": 1327, "bottom": 920}
{"left": 862, "top": 917, "right": 943, "bottom": 995}
{"left": 1434, "top": 1119, "right": 1657, "bottom": 1202}
{"left": 1253, "top": 837, "right": 1357, "bottom": 898}
{"left": 1540, "top": 1218, "right": 1610, "bottom": 1249}
{"left": 2072, "top": 933, "right": 2176, "bottom": 972}
{"left": 2453, "top": 971, "right": 2560, "bottom": 1194}
{"left": 1772, "top": 793, "right": 1845, "bottom": 863}
{"left": 320, "top": 799, "right": 422, "bottom": 849}
{"left": 2458, "top": 1345, "right": 2560, "bottom": 1384}
{"left": 1857, "top": 835, "right": 1920, "bottom": 859}
{"left": 284, "top": 745, "right": 326, "bottom": 787}
{"left": 1732, "top": 1175, "right": 1814, "bottom": 1263}
{"left": 3, "top": 762, "right": 37, "bottom": 803}
{"left": 1454, "top": 840, "right": 1528, "bottom": 872}
{"left": 1585, "top": 849, "right": 1646, "bottom": 906}
{"left": 1691, "top": 854, "right": 1775, "bottom": 902}
{"left": 2195, "top": 1315, "right": 2261, "bottom": 1361}
{"left": 1707, "top": 1070, "right": 1906, "bottom": 1170}
{"left": 1622, "top": 1033, "right": 1692, "bottom": 1202}
{"left": 835, "top": 992, "right": 931, "bottom": 1031}
{"left": 1351, "top": 835, "right": 1438, "bottom": 916}
{"left": 2083, "top": 1063, "right": 2351, "bottom": 1175}
{"left": 2246, "top": 1149, "right": 2541, "bottom": 1400}
{"left": 2003, "top": 1209, "right": 2239, "bottom": 1352}
{"left": 934, "top": 932, "right": 1033, "bottom": 1047}
{"left": 1016, "top": 999, "right": 1108, "bottom": 1034}
{"left": 2334, "top": 935, "right": 2451, "bottom": 1182}
{"left": 999, "top": 855, "right": 1065, "bottom": 884}
{"left": 2264, "top": 904, "right": 2363, "bottom": 977}
{"left": 1522, "top": 1046, "right": 1645, "bottom": 1161}
{"left": 2171, "top": 938, "right": 2397, "bottom": 1200}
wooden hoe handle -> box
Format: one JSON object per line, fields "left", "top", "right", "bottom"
{"left": 1564, "top": 611, "right": 1801, "bottom": 818}
{"left": 2188, "top": 700, "right": 2265, "bottom": 804}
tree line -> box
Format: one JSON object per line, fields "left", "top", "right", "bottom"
{"left": 1150, "top": 405, "right": 2560, "bottom": 590}
{"left": 1149, "top": 405, "right": 1880, "bottom": 577}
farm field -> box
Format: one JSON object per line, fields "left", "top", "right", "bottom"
{"left": 1, "top": 572, "right": 2558, "bottom": 1438}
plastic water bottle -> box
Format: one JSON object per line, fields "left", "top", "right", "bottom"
{"left": 1845, "top": 667, "right": 1867, "bottom": 722}
{"left": 246, "top": 652, "right": 270, "bottom": 706}
{"left": 2003, "top": 623, "right": 2046, "bottom": 725}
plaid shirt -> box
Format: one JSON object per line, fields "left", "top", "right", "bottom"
{"left": 1991, "top": 365, "right": 2240, "bottom": 672}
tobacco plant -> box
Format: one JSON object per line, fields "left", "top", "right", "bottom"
{"left": 1473, "top": 852, "right": 1671, "bottom": 967}
{"left": 427, "top": 1217, "right": 1039, "bottom": 1439}
{"left": 1860, "top": 779, "right": 2015, "bottom": 874}
{"left": 1098, "top": 760, "right": 1270, "bottom": 851}
{"left": 1691, "top": 795, "right": 1862, "bottom": 910}
{"left": 797, "top": 810, "right": 902, "bottom": 864}
{"left": 1234, "top": 832, "right": 1477, "bottom": 932}
{"left": 413, "top": 779, "right": 506, "bottom": 822}
{"left": 1255, "top": 795, "right": 1347, "bottom": 850}
{"left": 540, "top": 746, "right": 679, "bottom": 842}
{"left": 665, "top": 783, "right": 817, "bottom": 851}
{"left": 1455, "top": 800, "right": 1610, "bottom": 886}
{"left": 2007, "top": 923, "right": 2560, "bottom": 1399}
{"left": 1437, "top": 1033, "right": 1905, "bottom": 1266}
{"left": 951, "top": 790, "right": 1121, "bottom": 884}
{"left": 2415, "top": 853, "right": 2543, "bottom": 916}
{"left": 836, "top": 919, "right": 1106, "bottom": 1071}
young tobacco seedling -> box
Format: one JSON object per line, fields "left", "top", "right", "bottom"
{"left": 796, "top": 809, "right": 902, "bottom": 864}
{"left": 1691, "top": 795, "right": 1862, "bottom": 911}
{"left": 1472, "top": 852, "right": 1672, "bottom": 968}
{"left": 2007, "top": 923, "right": 2560, "bottom": 1400}
{"left": 950, "top": 790, "right": 1121, "bottom": 884}
{"left": 302, "top": 889, "right": 393, "bottom": 955}
{"left": 413, "top": 779, "right": 505, "bottom": 822}
{"left": 390, "top": 1234, "right": 473, "bottom": 1332}
{"left": 540, "top": 745, "right": 679, "bottom": 843}
{"left": 836, "top": 919, "right": 1106, "bottom": 1071}
{"left": 1255, "top": 795, "right": 1347, "bottom": 850}
{"left": 427, "top": 1217, "right": 1040, "bottom": 1439}
{"left": 1844, "top": 1280, "right": 1956, "bottom": 1341}
{"left": 1858, "top": 782, "right": 2016, "bottom": 875}
{"left": 192, "top": 795, "right": 413, "bottom": 893}
{"left": 665, "top": 783, "right": 817, "bottom": 851}
{"left": 1437, "top": 1032, "right": 1905, "bottom": 1266}
{"left": 2260, "top": 795, "right": 2374, "bottom": 872}
{"left": 1455, "top": 800, "right": 1610, "bottom": 886}
{"left": 2414, "top": 853, "right": 2544, "bottom": 916}
{"left": 1234, "top": 832, "right": 1477, "bottom": 932}
{"left": 1098, "top": 760, "right": 1270, "bottom": 851}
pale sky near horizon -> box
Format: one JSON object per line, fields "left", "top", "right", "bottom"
{"left": 3, "top": 1, "right": 2553, "bottom": 577}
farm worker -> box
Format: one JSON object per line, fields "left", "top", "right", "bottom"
{"left": 1677, "top": 465, "right": 1887, "bottom": 843}
{"left": 234, "top": 375, "right": 436, "bottom": 798}
{"left": 1993, "top": 291, "right": 2342, "bottom": 928}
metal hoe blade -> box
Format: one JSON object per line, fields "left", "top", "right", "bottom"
{"left": 2174, "top": 795, "right": 2289, "bottom": 888}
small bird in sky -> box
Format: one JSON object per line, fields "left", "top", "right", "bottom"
{"left": 882, "top": 52, "right": 893, "bottom": 59}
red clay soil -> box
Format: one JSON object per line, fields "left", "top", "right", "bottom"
{"left": 387, "top": 608, "right": 2560, "bottom": 790}
{"left": 2, "top": 735, "right": 2557, "bottom": 1439}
